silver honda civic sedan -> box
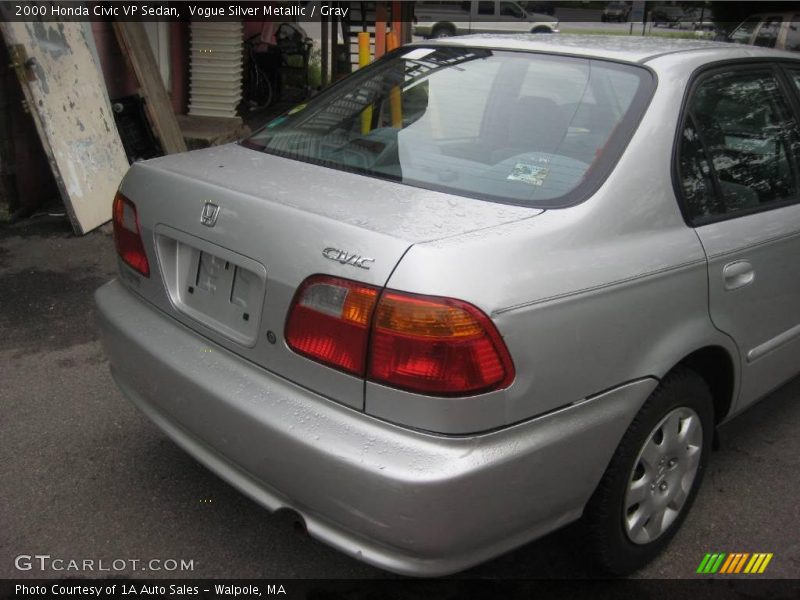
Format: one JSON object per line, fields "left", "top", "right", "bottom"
{"left": 96, "top": 35, "right": 800, "bottom": 576}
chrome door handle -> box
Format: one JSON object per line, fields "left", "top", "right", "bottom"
{"left": 723, "top": 260, "right": 755, "bottom": 291}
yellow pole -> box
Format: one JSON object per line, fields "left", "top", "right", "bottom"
{"left": 358, "top": 32, "right": 372, "bottom": 134}
{"left": 387, "top": 31, "right": 402, "bottom": 128}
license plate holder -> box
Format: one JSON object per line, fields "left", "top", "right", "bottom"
{"left": 155, "top": 227, "right": 267, "bottom": 347}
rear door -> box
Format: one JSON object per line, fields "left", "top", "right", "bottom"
{"left": 676, "top": 62, "right": 800, "bottom": 410}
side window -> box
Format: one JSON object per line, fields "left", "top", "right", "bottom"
{"left": 678, "top": 68, "right": 800, "bottom": 223}
{"left": 478, "top": 1, "right": 495, "bottom": 16}
{"left": 785, "top": 19, "right": 800, "bottom": 52}
{"left": 754, "top": 17, "right": 783, "bottom": 48}
{"left": 500, "top": 2, "right": 523, "bottom": 18}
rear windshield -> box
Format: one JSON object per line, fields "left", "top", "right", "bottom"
{"left": 244, "top": 46, "right": 654, "bottom": 207}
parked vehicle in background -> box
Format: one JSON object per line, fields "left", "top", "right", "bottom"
{"left": 601, "top": 1, "right": 630, "bottom": 23}
{"left": 728, "top": 13, "right": 800, "bottom": 52}
{"left": 98, "top": 35, "right": 800, "bottom": 577}
{"left": 413, "top": 0, "right": 559, "bottom": 37}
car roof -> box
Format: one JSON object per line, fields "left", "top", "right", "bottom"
{"left": 422, "top": 34, "right": 798, "bottom": 64}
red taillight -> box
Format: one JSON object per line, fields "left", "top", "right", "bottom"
{"left": 285, "top": 276, "right": 515, "bottom": 396}
{"left": 285, "top": 276, "right": 379, "bottom": 376}
{"left": 368, "top": 292, "right": 514, "bottom": 396}
{"left": 112, "top": 192, "right": 150, "bottom": 277}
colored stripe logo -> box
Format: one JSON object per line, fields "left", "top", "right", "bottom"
{"left": 697, "top": 552, "right": 773, "bottom": 574}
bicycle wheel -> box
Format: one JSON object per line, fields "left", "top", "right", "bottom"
{"left": 246, "top": 66, "right": 273, "bottom": 110}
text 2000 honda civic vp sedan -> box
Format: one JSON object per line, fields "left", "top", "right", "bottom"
{"left": 96, "top": 35, "right": 800, "bottom": 575}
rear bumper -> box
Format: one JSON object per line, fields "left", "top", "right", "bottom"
{"left": 96, "top": 279, "right": 655, "bottom": 576}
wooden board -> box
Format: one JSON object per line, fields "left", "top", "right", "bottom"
{"left": 113, "top": 22, "right": 187, "bottom": 155}
{"left": 0, "top": 20, "right": 129, "bottom": 234}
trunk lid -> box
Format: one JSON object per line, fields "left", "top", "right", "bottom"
{"left": 118, "top": 143, "right": 540, "bottom": 409}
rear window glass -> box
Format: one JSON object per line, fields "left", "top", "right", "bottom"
{"left": 244, "top": 47, "right": 654, "bottom": 207}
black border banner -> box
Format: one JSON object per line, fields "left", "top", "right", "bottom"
{"left": 3, "top": 578, "right": 800, "bottom": 600}
{"left": 0, "top": 1, "right": 782, "bottom": 24}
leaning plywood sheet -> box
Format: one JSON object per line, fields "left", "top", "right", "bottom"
{"left": 114, "top": 22, "right": 187, "bottom": 155}
{"left": 0, "top": 20, "right": 128, "bottom": 234}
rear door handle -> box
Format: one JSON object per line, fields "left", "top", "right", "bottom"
{"left": 722, "top": 260, "right": 755, "bottom": 291}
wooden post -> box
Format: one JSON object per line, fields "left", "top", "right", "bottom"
{"left": 113, "top": 22, "right": 187, "bottom": 154}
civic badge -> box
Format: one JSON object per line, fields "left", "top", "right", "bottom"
{"left": 200, "top": 202, "right": 220, "bottom": 227}
{"left": 322, "top": 247, "right": 375, "bottom": 270}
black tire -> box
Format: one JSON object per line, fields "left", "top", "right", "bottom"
{"left": 583, "top": 368, "right": 714, "bottom": 575}
{"left": 532, "top": 26, "right": 552, "bottom": 34}
{"left": 431, "top": 24, "right": 455, "bottom": 38}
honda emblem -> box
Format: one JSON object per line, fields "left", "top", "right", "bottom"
{"left": 200, "top": 202, "right": 220, "bottom": 227}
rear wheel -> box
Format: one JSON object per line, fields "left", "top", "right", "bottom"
{"left": 583, "top": 368, "right": 713, "bottom": 575}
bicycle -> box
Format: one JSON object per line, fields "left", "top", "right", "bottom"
{"left": 241, "top": 33, "right": 277, "bottom": 111}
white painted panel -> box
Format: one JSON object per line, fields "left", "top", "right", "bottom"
{"left": 0, "top": 21, "right": 129, "bottom": 234}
